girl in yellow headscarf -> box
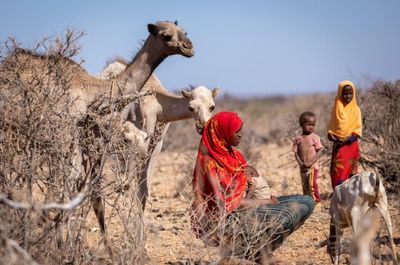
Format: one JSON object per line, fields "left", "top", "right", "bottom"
{"left": 328, "top": 80, "right": 362, "bottom": 188}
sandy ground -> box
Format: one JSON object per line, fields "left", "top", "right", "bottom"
{"left": 141, "top": 142, "right": 400, "bottom": 265}
{"left": 81, "top": 142, "right": 399, "bottom": 264}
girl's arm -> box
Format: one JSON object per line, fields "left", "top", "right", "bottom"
{"left": 334, "top": 133, "right": 358, "bottom": 144}
{"left": 346, "top": 133, "right": 359, "bottom": 143}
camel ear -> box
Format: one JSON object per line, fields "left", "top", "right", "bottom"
{"left": 212, "top": 86, "right": 220, "bottom": 98}
{"left": 174, "top": 20, "right": 178, "bottom": 25}
{"left": 148, "top": 24, "right": 157, "bottom": 35}
{"left": 181, "top": 90, "right": 192, "bottom": 99}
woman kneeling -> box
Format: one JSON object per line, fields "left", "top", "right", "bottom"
{"left": 191, "top": 112, "right": 315, "bottom": 264}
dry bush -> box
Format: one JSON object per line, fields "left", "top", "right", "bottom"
{"left": 0, "top": 31, "right": 148, "bottom": 265}
{"left": 359, "top": 80, "right": 400, "bottom": 193}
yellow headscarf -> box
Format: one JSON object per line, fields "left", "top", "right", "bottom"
{"left": 328, "top": 80, "right": 362, "bottom": 139}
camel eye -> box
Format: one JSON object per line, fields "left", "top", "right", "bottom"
{"left": 162, "top": 34, "right": 172, "bottom": 41}
{"left": 188, "top": 106, "right": 194, "bottom": 112}
{"left": 209, "top": 105, "right": 215, "bottom": 112}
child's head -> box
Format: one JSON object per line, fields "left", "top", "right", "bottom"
{"left": 299, "top": 111, "right": 316, "bottom": 135}
{"left": 341, "top": 85, "right": 354, "bottom": 105}
{"left": 244, "top": 165, "right": 259, "bottom": 178}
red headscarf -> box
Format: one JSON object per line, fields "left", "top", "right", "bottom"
{"left": 192, "top": 112, "right": 248, "bottom": 238}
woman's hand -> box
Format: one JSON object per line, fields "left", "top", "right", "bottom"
{"left": 257, "top": 197, "right": 280, "bottom": 206}
{"left": 237, "top": 198, "right": 263, "bottom": 210}
{"left": 269, "top": 195, "right": 280, "bottom": 205}
{"left": 236, "top": 196, "right": 280, "bottom": 211}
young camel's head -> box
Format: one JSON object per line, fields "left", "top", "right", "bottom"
{"left": 182, "top": 86, "right": 219, "bottom": 134}
{"left": 148, "top": 20, "right": 194, "bottom": 58}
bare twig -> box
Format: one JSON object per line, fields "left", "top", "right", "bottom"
{"left": 0, "top": 191, "right": 86, "bottom": 211}
{"left": 0, "top": 233, "right": 40, "bottom": 265}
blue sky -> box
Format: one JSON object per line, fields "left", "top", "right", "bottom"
{"left": 1, "top": 1, "right": 400, "bottom": 97}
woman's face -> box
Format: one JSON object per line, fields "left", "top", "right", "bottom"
{"left": 341, "top": 85, "right": 354, "bottom": 104}
{"left": 231, "top": 125, "right": 242, "bottom": 146}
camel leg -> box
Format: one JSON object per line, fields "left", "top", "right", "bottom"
{"left": 92, "top": 195, "right": 106, "bottom": 234}
{"left": 125, "top": 145, "right": 148, "bottom": 210}
{"left": 80, "top": 142, "right": 114, "bottom": 258}
{"left": 89, "top": 161, "right": 107, "bottom": 237}
{"left": 89, "top": 159, "right": 114, "bottom": 258}
{"left": 136, "top": 123, "right": 170, "bottom": 210}
{"left": 136, "top": 161, "right": 150, "bottom": 211}
{"left": 81, "top": 149, "right": 102, "bottom": 233}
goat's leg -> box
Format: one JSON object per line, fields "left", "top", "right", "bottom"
{"left": 333, "top": 222, "right": 341, "bottom": 265}
{"left": 350, "top": 207, "right": 361, "bottom": 235}
{"left": 352, "top": 209, "right": 377, "bottom": 265}
{"left": 328, "top": 216, "right": 341, "bottom": 265}
{"left": 376, "top": 195, "right": 398, "bottom": 265}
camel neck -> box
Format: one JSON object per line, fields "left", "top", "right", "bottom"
{"left": 157, "top": 93, "right": 192, "bottom": 122}
{"left": 117, "top": 35, "right": 166, "bottom": 95}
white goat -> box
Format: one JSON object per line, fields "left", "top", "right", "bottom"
{"left": 328, "top": 172, "right": 398, "bottom": 265}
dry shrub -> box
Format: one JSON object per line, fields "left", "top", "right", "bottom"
{"left": 359, "top": 80, "right": 400, "bottom": 192}
{"left": 0, "top": 31, "right": 147, "bottom": 264}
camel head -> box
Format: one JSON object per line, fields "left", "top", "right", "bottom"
{"left": 182, "top": 86, "right": 219, "bottom": 134}
{"left": 148, "top": 21, "right": 194, "bottom": 58}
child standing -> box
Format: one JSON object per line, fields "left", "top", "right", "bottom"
{"left": 292, "top": 111, "right": 323, "bottom": 204}
{"left": 328, "top": 80, "right": 362, "bottom": 188}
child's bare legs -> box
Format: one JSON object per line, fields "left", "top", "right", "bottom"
{"left": 301, "top": 167, "right": 320, "bottom": 204}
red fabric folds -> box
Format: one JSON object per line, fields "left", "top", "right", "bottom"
{"left": 330, "top": 140, "right": 360, "bottom": 188}
{"left": 192, "top": 112, "right": 248, "bottom": 238}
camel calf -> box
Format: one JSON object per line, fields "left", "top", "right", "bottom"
{"left": 328, "top": 172, "right": 398, "bottom": 265}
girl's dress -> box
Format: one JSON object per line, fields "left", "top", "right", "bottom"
{"left": 328, "top": 80, "right": 362, "bottom": 188}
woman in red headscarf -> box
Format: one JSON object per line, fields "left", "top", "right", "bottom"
{"left": 191, "top": 112, "right": 315, "bottom": 264}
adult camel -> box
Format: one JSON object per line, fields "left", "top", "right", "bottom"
{"left": 3, "top": 21, "right": 194, "bottom": 237}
